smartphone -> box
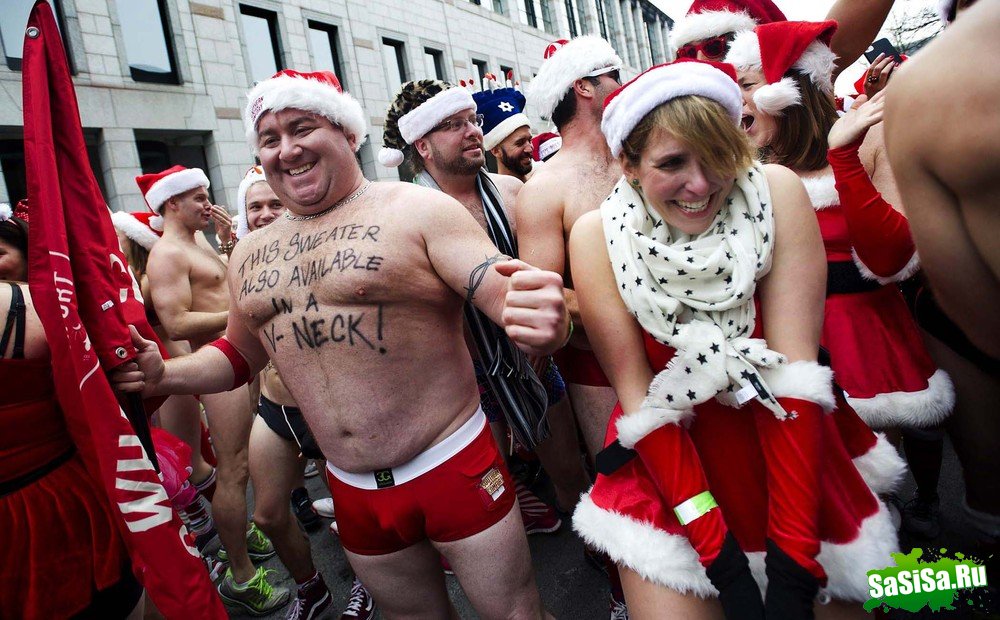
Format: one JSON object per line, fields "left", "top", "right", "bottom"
{"left": 864, "top": 38, "right": 903, "bottom": 64}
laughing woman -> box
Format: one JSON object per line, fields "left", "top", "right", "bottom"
{"left": 569, "top": 59, "right": 897, "bottom": 620}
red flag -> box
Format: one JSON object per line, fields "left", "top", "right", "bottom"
{"left": 22, "top": 2, "right": 226, "bottom": 617}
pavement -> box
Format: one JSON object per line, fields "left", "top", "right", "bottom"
{"left": 226, "top": 436, "right": 995, "bottom": 619}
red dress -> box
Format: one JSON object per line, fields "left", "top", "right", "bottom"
{"left": 573, "top": 323, "right": 899, "bottom": 603}
{"left": 0, "top": 355, "right": 129, "bottom": 618}
{"left": 801, "top": 163, "right": 953, "bottom": 429}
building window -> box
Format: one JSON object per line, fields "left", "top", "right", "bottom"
{"left": 595, "top": 0, "right": 609, "bottom": 39}
{"left": 115, "top": 0, "right": 179, "bottom": 84}
{"left": 521, "top": 0, "right": 537, "bottom": 28}
{"left": 382, "top": 38, "right": 407, "bottom": 97}
{"left": 492, "top": 0, "right": 505, "bottom": 13}
{"left": 577, "top": 0, "right": 590, "bottom": 34}
{"left": 564, "top": 0, "right": 578, "bottom": 37}
{"left": 500, "top": 64, "right": 514, "bottom": 84}
{"left": 646, "top": 20, "right": 658, "bottom": 64}
{"left": 471, "top": 58, "right": 488, "bottom": 84}
{"left": 0, "top": 129, "right": 106, "bottom": 204}
{"left": 307, "top": 21, "right": 344, "bottom": 84}
{"left": 135, "top": 131, "right": 217, "bottom": 227}
{"left": 423, "top": 47, "right": 445, "bottom": 80}
{"left": 540, "top": 0, "right": 556, "bottom": 34}
{"left": 239, "top": 5, "right": 283, "bottom": 84}
{"left": 469, "top": 0, "right": 481, "bottom": 5}
{"left": 603, "top": 0, "right": 619, "bottom": 46}
{"left": 1, "top": 0, "right": 66, "bottom": 71}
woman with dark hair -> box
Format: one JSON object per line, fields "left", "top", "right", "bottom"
{"left": 0, "top": 200, "right": 144, "bottom": 619}
{"left": 726, "top": 22, "right": 951, "bottom": 495}
{"left": 569, "top": 59, "right": 897, "bottom": 619}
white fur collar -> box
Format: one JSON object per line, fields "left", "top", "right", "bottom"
{"left": 799, "top": 173, "right": 839, "bottom": 210}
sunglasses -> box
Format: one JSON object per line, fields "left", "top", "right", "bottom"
{"left": 676, "top": 34, "right": 734, "bottom": 61}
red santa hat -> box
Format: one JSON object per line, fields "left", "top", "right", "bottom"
{"left": 601, "top": 59, "right": 742, "bottom": 158}
{"left": 526, "top": 36, "right": 622, "bottom": 121}
{"left": 531, "top": 131, "right": 562, "bottom": 161}
{"left": 244, "top": 69, "right": 367, "bottom": 154}
{"left": 235, "top": 165, "right": 268, "bottom": 239}
{"left": 134, "top": 165, "right": 210, "bottom": 225}
{"left": 725, "top": 20, "right": 838, "bottom": 116}
{"left": 111, "top": 210, "right": 163, "bottom": 250}
{"left": 670, "top": 0, "right": 786, "bottom": 50}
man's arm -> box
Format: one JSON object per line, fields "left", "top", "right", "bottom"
{"left": 826, "top": 0, "right": 895, "bottom": 80}
{"left": 147, "top": 244, "right": 228, "bottom": 341}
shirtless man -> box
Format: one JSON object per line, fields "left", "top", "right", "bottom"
{"left": 472, "top": 79, "right": 536, "bottom": 183}
{"left": 380, "top": 80, "right": 589, "bottom": 519}
{"left": 116, "top": 69, "right": 568, "bottom": 619}
{"left": 519, "top": 36, "right": 623, "bottom": 459}
{"left": 138, "top": 166, "right": 287, "bottom": 614}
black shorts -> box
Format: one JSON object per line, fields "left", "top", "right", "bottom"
{"left": 71, "top": 565, "right": 143, "bottom": 619}
{"left": 258, "top": 394, "right": 325, "bottom": 460}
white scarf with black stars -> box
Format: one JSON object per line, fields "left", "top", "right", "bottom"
{"left": 603, "top": 163, "right": 790, "bottom": 420}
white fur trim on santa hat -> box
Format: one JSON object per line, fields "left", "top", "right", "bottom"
{"left": 143, "top": 168, "right": 210, "bottom": 214}
{"left": 537, "top": 136, "right": 562, "bottom": 160}
{"left": 670, "top": 10, "right": 757, "bottom": 50}
{"left": 244, "top": 74, "right": 368, "bottom": 154}
{"left": 484, "top": 113, "right": 530, "bottom": 151}
{"left": 727, "top": 31, "right": 837, "bottom": 95}
{"left": 397, "top": 87, "right": 476, "bottom": 144}
{"left": 848, "top": 369, "right": 955, "bottom": 429}
{"left": 235, "top": 168, "right": 267, "bottom": 239}
{"left": 800, "top": 173, "right": 839, "bottom": 210}
{"left": 852, "top": 433, "right": 907, "bottom": 496}
{"left": 852, "top": 248, "right": 921, "bottom": 285}
{"left": 573, "top": 493, "right": 718, "bottom": 598}
{"left": 527, "top": 35, "right": 622, "bottom": 121}
{"left": 759, "top": 360, "right": 836, "bottom": 412}
{"left": 602, "top": 61, "right": 742, "bottom": 158}
{"left": 111, "top": 211, "right": 161, "bottom": 251}
{"left": 752, "top": 77, "right": 802, "bottom": 116}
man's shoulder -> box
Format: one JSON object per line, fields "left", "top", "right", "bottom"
{"left": 147, "top": 235, "right": 189, "bottom": 265}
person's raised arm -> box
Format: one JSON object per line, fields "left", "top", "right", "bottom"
{"left": 826, "top": 0, "right": 895, "bottom": 80}
{"left": 418, "top": 186, "right": 568, "bottom": 356}
{"left": 147, "top": 244, "right": 228, "bottom": 341}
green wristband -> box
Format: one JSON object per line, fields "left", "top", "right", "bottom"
{"left": 673, "top": 490, "right": 718, "bottom": 526}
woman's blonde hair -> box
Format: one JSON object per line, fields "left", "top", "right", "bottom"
{"left": 620, "top": 95, "right": 753, "bottom": 181}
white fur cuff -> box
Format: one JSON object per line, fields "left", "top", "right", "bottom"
{"left": 852, "top": 433, "right": 907, "bottom": 495}
{"left": 616, "top": 406, "right": 692, "bottom": 449}
{"left": 398, "top": 87, "right": 476, "bottom": 144}
{"left": 760, "top": 361, "right": 835, "bottom": 412}
{"left": 852, "top": 248, "right": 921, "bottom": 285}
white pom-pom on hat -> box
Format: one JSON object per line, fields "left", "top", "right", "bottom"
{"left": 378, "top": 147, "right": 405, "bottom": 168}
{"left": 752, "top": 77, "right": 802, "bottom": 115}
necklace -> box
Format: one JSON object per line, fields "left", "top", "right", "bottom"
{"left": 284, "top": 180, "right": 372, "bottom": 221}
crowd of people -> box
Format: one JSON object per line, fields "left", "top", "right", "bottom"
{"left": 2, "top": 0, "right": 998, "bottom": 618}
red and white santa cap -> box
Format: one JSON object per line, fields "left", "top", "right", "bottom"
{"left": 244, "top": 69, "right": 367, "bottom": 154}
{"left": 531, "top": 131, "right": 562, "bottom": 162}
{"left": 111, "top": 210, "right": 163, "bottom": 250}
{"left": 670, "top": 0, "right": 786, "bottom": 51}
{"left": 526, "top": 36, "right": 622, "bottom": 122}
{"left": 725, "top": 21, "right": 838, "bottom": 116}
{"left": 235, "top": 165, "right": 268, "bottom": 239}
{"left": 134, "top": 165, "right": 210, "bottom": 230}
{"left": 601, "top": 59, "right": 742, "bottom": 158}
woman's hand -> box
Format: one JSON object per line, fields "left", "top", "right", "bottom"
{"left": 828, "top": 91, "right": 886, "bottom": 150}
{"left": 862, "top": 53, "right": 897, "bottom": 99}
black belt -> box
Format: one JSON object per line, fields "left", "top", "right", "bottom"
{"left": 827, "top": 260, "right": 884, "bottom": 296}
{"left": 0, "top": 447, "right": 76, "bottom": 497}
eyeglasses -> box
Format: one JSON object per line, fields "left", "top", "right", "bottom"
{"left": 431, "top": 114, "right": 485, "bottom": 133}
{"left": 676, "top": 34, "right": 734, "bottom": 61}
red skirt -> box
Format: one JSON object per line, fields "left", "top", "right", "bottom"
{"left": 0, "top": 454, "right": 129, "bottom": 619}
{"left": 573, "top": 399, "right": 899, "bottom": 602}
{"left": 823, "top": 285, "right": 953, "bottom": 428}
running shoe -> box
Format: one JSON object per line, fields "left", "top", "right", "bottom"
{"left": 340, "top": 577, "right": 376, "bottom": 620}
{"left": 291, "top": 487, "right": 322, "bottom": 532}
{"left": 217, "top": 567, "right": 290, "bottom": 616}
{"left": 515, "top": 480, "right": 562, "bottom": 535}
{"left": 286, "top": 575, "right": 332, "bottom": 620}
{"left": 902, "top": 494, "right": 942, "bottom": 539}
{"left": 218, "top": 523, "right": 277, "bottom": 562}
{"left": 304, "top": 460, "right": 320, "bottom": 478}
{"left": 312, "top": 497, "right": 335, "bottom": 518}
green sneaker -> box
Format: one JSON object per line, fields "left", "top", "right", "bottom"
{"left": 217, "top": 523, "right": 276, "bottom": 563}
{"left": 217, "top": 567, "right": 290, "bottom": 616}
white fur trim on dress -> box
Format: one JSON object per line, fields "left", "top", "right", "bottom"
{"left": 760, "top": 360, "right": 836, "bottom": 412}
{"left": 111, "top": 211, "right": 160, "bottom": 251}
{"left": 235, "top": 169, "right": 267, "bottom": 240}
{"left": 752, "top": 77, "right": 802, "bottom": 115}
{"left": 817, "top": 502, "right": 900, "bottom": 602}
{"left": 726, "top": 32, "right": 837, "bottom": 94}
{"left": 852, "top": 248, "right": 921, "bottom": 285}
{"left": 484, "top": 113, "right": 530, "bottom": 151}
{"left": 526, "top": 35, "right": 622, "bottom": 121}
{"left": 397, "top": 87, "right": 476, "bottom": 144}
{"left": 573, "top": 493, "right": 718, "bottom": 597}
{"left": 244, "top": 74, "right": 368, "bottom": 154}
{"left": 800, "top": 173, "right": 839, "bottom": 210}
{"left": 852, "top": 433, "right": 907, "bottom": 495}
{"left": 670, "top": 10, "right": 757, "bottom": 49}
{"left": 847, "top": 369, "right": 955, "bottom": 429}
{"left": 616, "top": 406, "right": 694, "bottom": 450}
{"left": 143, "top": 168, "right": 210, "bottom": 214}
{"left": 602, "top": 61, "right": 743, "bottom": 158}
